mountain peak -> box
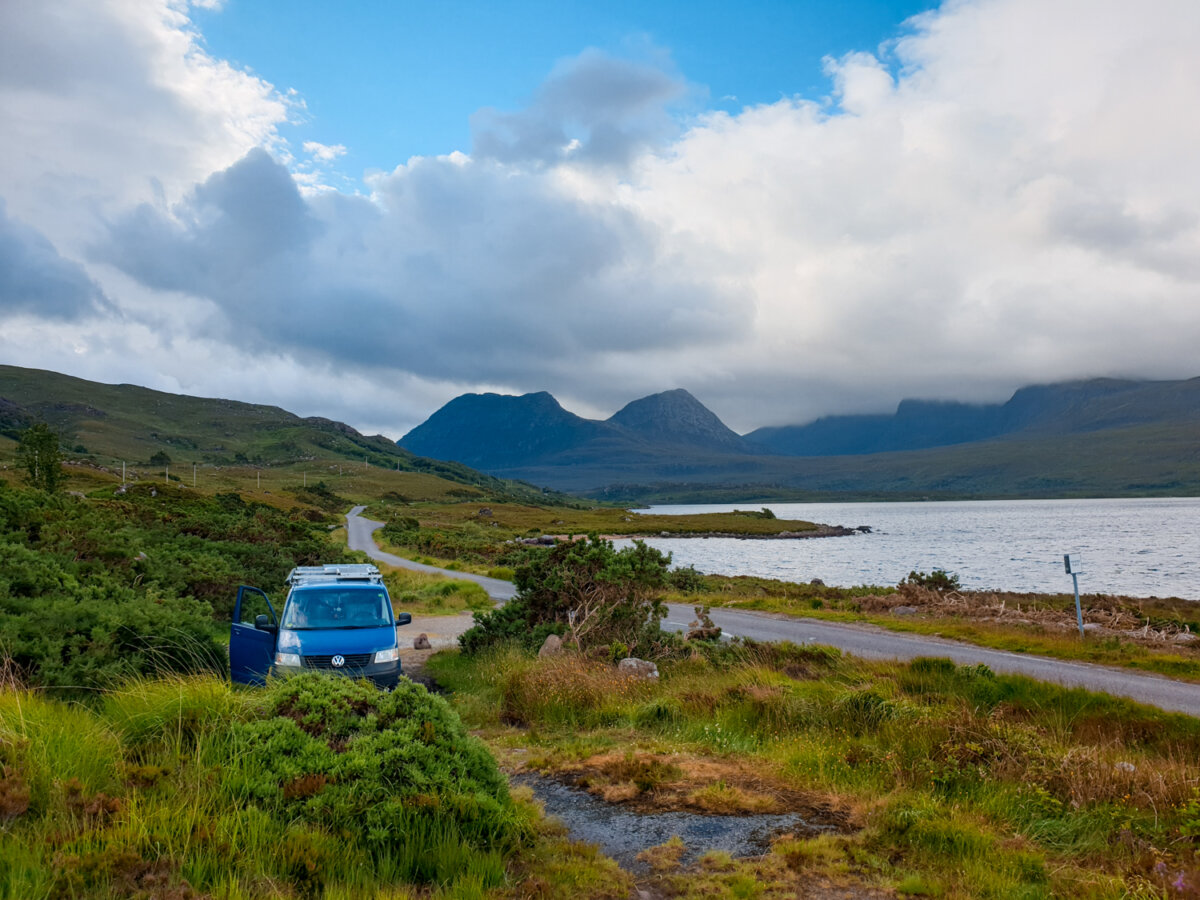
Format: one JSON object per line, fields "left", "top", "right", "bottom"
{"left": 398, "top": 391, "right": 604, "bottom": 469}
{"left": 608, "top": 389, "right": 747, "bottom": 452}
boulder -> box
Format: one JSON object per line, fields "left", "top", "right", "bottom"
{"left": 413, "top": 633, "right": 432, "bottom": 650}
{"left": 538, "top": 634, "right": 563, "bottom": 657}
{"left": 1082, "top": 623, "right": 1105, "bottom": 634}
{"left": 617, "top": 657, "right": 659, "bottom": 679}
{"left": 1172, "top": 632, "right": 1197, "bottom": 644}
{"left": 891, "top": 606, "right": 919, "bottom": 616}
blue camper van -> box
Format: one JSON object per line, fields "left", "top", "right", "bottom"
{"left": 229, "top": 564, "right": 412, "bottom": 688}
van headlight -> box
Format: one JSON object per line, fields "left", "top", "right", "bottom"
{"left": 374, "top": 648, "right": 399, "bottom": 664}
{"left": 274, "top": 652, "right": 302, "bottom": 667}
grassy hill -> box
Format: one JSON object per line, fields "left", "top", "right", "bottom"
{"left": 0, "top": 365, "right": 562, "bottom": 505}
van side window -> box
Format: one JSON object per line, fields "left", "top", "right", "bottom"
{"left": 240, "top": 590, "right": 274, "bottom": 625}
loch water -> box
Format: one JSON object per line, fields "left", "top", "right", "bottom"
{"left": 616, "top": 498, "right": 1200, "bottom": 600}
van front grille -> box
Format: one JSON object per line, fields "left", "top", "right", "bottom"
{"left": 302, "top": 653, "right": 372, "bottom": 670}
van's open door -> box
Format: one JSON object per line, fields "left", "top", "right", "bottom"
{"left": 230, "top": 586, "right": 277, "bottom": 685}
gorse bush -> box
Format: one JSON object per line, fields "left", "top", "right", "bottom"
{"left": 0, "top": 539, "right": 226, "bottom": 689}
{"left": 460, "top": 535, "right": 671, "bottom": 656}
{"left": 901, "top": 569, "right": 961, "bottom": 592}
{"left": 0, "top": 480, "right": 349, "bottom": 690}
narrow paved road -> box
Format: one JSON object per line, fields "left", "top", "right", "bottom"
{"left": 346, "top": 506, "right": 516, "bottom": 601}
{"left": 347, "top": 507, "right": 1200, "bottom": 717}
{"left": 664, "top": 604, "right": 1200, "bottom": 717}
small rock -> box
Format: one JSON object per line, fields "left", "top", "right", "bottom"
{"left": 134, "top": 552, "right": 149, "bottom": 562}
{"left": 66, "top": 491, "right": 86, "bottom": 499}
{"left": 856, "top": 525, "right": 872, "bottom": 533}
{"left": 810, "top": 578, "right": 825, "bottom": 587}
{"left": 150, "top": 488, "right": 157, "bottom": 497}
{"left": 413, "top": 633, "right": 432, "bottom": 650}
{"left": 538, "top": 634, "right": 563, "bottom": 657}
{"left": 1082, "top": 623, "right": 1105, "bottom": 633}
{"left": 891, "top": 605, "right": 919, "bottom": 616}
{"left": 1172, "top": 632, "right": 1197, "bottom": 644}
{"left": 1114, "top": 761, "right": 1136, "bottom": 774}
{"left": 617, "top": 657, "right": 659, "bottom": 679}
{"left": 477, "top": 507, "right": 493, "bottom": 517}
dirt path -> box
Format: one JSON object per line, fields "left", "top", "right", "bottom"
{"left": 397, "top": 611, "right": 476, "bottom": 684}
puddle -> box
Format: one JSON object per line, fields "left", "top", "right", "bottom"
{"left": 515, "top": 773, "right": 828, "bottom": 872}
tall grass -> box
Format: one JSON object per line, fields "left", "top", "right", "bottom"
{"left": 0, "top": 668, "right": 531, "bottom": 899}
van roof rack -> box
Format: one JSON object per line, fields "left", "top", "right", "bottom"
{"left": 286, "top": 564, "right": 383, "bottom": 586}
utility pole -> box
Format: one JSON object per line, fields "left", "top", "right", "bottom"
{"left": 122, "top": 461, "right": 126, "bottom": 485}
{"left": 1064, "top": 555, "right": 1084, "bottom": 638}
{"left": 257, "top": 471, "right": 261, "bottom": 490}
{"left": 193, "top": 462, "right": 197, "bottom": 487}
{"left": 165, "top": 465, "right": 169, "bottom": 484}
{"left": 303, "top": 472, "right": 307, "bottom": 488}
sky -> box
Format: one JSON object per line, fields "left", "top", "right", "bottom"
{"left": 2, "top": 0, "right": 1200, "bottom": 438}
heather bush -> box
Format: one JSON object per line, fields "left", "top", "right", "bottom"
{"left": 226, "top": 672, "right": 528, "bottom": 883}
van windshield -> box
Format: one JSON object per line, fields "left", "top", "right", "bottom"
{"left": 281, "top": 588, "right": 393, "bottom": 629}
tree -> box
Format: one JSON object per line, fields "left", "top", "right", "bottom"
{"left": 149, "top": 450, "right": 172, "bottom": 466}
{"left": 17, "top": 423, "right": 64, "bottom": 492}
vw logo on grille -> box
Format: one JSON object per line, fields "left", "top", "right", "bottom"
{"left": 331, "top": 655, "right": 345, "bottom": 668}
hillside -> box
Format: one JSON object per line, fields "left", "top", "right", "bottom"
{"left": 400, "top": 378, "right": 1200, "bottom": 500}
{"left": 0, "top": 365, "right": 556, "bottom": 504}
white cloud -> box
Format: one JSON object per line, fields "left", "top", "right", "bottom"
{"left": 3, "top": 0, "right": 1200, "bottom": 436}
{"left": 0, "top": 0, "right": 290, "bottom": 255}
{"left": 303, "top": 141, "right": 348, "bottom": 162}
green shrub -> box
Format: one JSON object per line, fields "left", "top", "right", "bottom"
{"left": 0, "top": 541, "right": 226, "bottom": 690}
{"left": 0, "top": 480, "right": 349, "bottom": 691}
{"left": 460, "top": 536, "right": 670, "bottom": 657}
{"left": 901, "top": 570, "right": 961, "bottom": 592}
{"left": 668, "top": 565, "right": 709, "bottom": 593}
{"left": 225, "top": 673, "right": 527, "bottom": 883}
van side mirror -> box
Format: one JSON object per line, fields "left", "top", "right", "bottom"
{"left": 255, "top": 614, "right": 277, "bottom": 632}
{"left": 396, "top": 612, "right": 412, "bottom": 627}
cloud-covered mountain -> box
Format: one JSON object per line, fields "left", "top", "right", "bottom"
{"left": 399, "top": 378, "right": 1200, "bottom": 499}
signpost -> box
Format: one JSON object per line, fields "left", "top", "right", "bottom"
{"left": 1064, "top": 554, "right": 1084, "bottom": 638}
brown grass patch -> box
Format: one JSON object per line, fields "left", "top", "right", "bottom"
{"left": 548, "top": 751, "right": 854, "bottom": 829}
